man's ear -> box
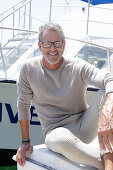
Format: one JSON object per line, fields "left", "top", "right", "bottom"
{"left": 38, "top": 42, "right": 41, "bottom": 49}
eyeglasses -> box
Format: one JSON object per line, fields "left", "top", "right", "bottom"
{"left": 40, "top": 41, "right": 64, "bottom": 48}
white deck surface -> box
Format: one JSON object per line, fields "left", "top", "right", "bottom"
{"left": 13, "top": 144, "right": 98, "bottom": 170}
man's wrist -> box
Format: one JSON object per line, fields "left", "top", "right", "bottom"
{"left": 106, "top": 92, "right": 113, "bottom": 100}
{"left": 21, "top": 139, "right": 31, "bottom": 143}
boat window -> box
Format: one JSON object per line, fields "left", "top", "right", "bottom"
{"left": 75, "top": 45, "right": 112, "bottom": 69}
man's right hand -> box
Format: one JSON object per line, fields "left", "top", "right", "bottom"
{"left": 16, "top": 143, "right": 33, "bottom": 166}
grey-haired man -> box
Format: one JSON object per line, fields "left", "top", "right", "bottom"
{"left": 16, "top": 23, "right": 113, "bottom": 170}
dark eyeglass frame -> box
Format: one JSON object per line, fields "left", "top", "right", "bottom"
{"left": 40, "top": 40, "right": 64, "bottom": 48}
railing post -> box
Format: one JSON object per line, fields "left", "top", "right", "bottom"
{"left": 0, "top": 44, "right": 7, "bottom": 78}
{"left": 18, "top": 9, "right": 21, "bottom": 38}
{"left": 86, "top": 0, "right": 91, "bottom": 35}
{"left": 49, "top": 0, "right": 52, "bottom": 23}
{"left": 13, "top": 7, "right": 15, "bottom": 37}
{"left": 19, "top": 10, "right": 20, "bottom": 28}
{"left": 1, "top": 14, "right": 3, "bottom": 46}
{"left": 107, "top": 50, "right": 111, "bottom": 72}
{"left": 29, "top": 1, "right": 32, "bottom": 30}
{"left": 24, "top": 5, "right": 26, "bottom": 29}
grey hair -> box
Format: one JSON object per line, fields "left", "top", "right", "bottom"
{"left": 38, "top": 23, "right": 65, "bottom": 41}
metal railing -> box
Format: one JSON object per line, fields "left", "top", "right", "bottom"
{"left": 49, "top": 0, "right": 113, "bottom": 35}
{"left": 0, "top": 0, "right": 33, "bottom": 78}
{"left": 0, "top": 26, "right": 113, "bottom": 78}
{"left": 0, "top": 0, "right": 32, "bottom": 27}
{"left": 0, "top": 0, "right": 32, "bottom": 46}
{"left": 0, "top": 0, "right": 113, "bottom": 78}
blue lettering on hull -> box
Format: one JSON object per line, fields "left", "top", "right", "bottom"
{"left": 0, "top": 103, "right": 2, "bottom": 122}
{"left": 5, "top": 103, "right": 18, "bottom": 123}
{"left": 0, "top": 102, "right": 40, "bottom": 125}
{"left": 30, "top": 106, "right": 40, "bottom": 125}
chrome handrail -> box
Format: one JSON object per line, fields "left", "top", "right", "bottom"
{"left": 0, "top": 0, "right": 32, "bottom": 23}
{"left": 1, "top": 0, "right": 113, "bottom": 77}
{"left": 0, "top": 0, "right": 33, "bottom": 78}
{"left": 0, "top": 26, "right": 38, "bottom": 34}
{"left": 51, "top": 5, "right": 113, "bottom": 10}
{"left": 0, "top": 26, "right": 113, "bottom": 73}
{"left": 0, "top": 0, "right": 32, "bottom": 45}
{"left": 0, "top": 34, "right": 31, "bottom": 65}
{"left": 0, "top": 0, "right": 24, "bottom": 16}
{"left": 66, "top": 37, "right": 113, "bottom": 53}
{"left": 0, "top": 26, "right": 113, "bottom": 53}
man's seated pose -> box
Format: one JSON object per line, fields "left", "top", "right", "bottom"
{"left": 16, "top": 23, "right": 113, "bottom": 170}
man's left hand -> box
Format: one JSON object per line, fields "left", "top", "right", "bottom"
{"left": 98, "top": 92, "right": 113, "bottom": 153}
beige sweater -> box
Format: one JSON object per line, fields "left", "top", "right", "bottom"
{"left": 17, "top": 56, "right": 113, "bottom": 136}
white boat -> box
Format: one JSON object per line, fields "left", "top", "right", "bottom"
{"left": 0, "top": 0, "right": 113, "bottom": 168}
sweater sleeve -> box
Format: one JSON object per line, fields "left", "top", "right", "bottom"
{"left": 17, "top": 62, "right": 33, "bottom": 120}
{"left": 80, "top": 60, "right": 113, "bottom": 95}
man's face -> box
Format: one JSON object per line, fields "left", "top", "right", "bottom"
{"left": 38, "top": 29, "right": 66, "bottom": 65}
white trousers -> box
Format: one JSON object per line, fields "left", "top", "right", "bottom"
{"left": 45, "top": 90, "right": 106, "bottom": 170}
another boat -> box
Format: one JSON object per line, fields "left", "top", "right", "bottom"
{"left": 0, "top": 0, "right": 113, "bottom": 168}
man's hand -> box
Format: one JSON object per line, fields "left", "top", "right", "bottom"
{"left": 98, "top": 93, "right": 113, "bottom": 153}
{"left": 16, "top": 143, "right": 33, "bottom": 166}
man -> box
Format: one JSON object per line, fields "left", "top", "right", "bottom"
{"left": 16, "top": 23, "right": 113, "bottom": 170}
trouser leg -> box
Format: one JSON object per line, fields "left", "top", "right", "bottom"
{"left": 45, "top": 127, "right": 104, "bottom": 169}
{"left": 79, "top": 89, "right": 105, "bottom": 143}
{"left": 45, "top": 90, "right": 105, "bottom": 170}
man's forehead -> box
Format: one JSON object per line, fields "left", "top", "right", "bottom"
{"left": 42, "top": 29, "right": 62, "bottom": 38}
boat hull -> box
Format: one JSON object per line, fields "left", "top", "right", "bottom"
{"left": 0, "top": 80, "right": 44, "bottom": 150}
{"left": 0, "top": 80, "right": 97, "bottom": 165}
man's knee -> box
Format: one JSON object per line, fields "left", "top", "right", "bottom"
{"left": 45, "top": 127, "right": 78, "bottom": 153}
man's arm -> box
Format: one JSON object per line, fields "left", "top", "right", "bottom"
{"left": 19, "top": 120, "right": 30, "bottom": 140}
{"left": 16, "top": 62, "right": 34, "bottom": 166}
{"left": 16, "top": 120, "right": 33, "bottom": 166}
{"left": 98, "top": 92, "right": 113, "bottom": 153}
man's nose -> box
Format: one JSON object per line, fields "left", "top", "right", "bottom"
{"left": 50, "top": 44, "right": 56, "bottom": 49}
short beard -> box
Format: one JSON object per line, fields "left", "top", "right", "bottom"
{"left": 43, "top": 55, "right": 62, "bottom": 65}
